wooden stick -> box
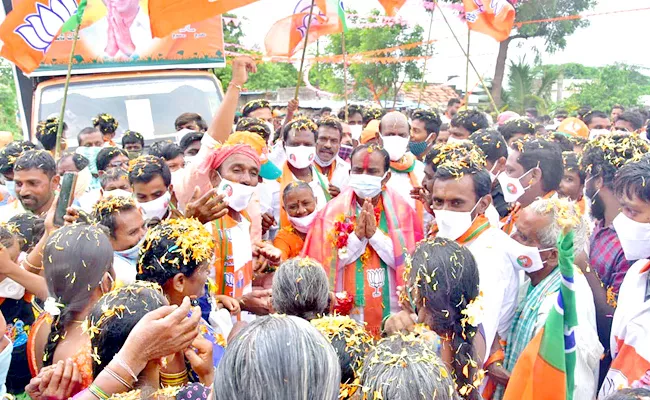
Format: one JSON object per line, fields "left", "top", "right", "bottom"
{"left": 294, "top": 0, "right": 316, "bottom": 99}
{"left": 417, "top": 6, "right": 436, "bottom": 108}
{"left": 54, "top": 24, "right": 81, "bottom": 159}
{"left": 433, "top": 0, "right": 499, "bottom": 115}
{"left": 464, "top": 27, "right": 470, "bottom": 108}
{"left": 341, "top": 32, "right": 349, "bottom": 120}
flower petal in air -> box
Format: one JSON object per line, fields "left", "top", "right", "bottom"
{"left": 15, "top": 24, "right": 50, "bottom": 51}
{"left": 25, "top": 15, "right": 54, "bottom": 44}
{"left": 36, "top": 3, "right": 65, "bottom": 37}
{"left": 51, "top": 0, "right": 74, "bottom": 21}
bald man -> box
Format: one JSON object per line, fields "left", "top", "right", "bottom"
{"left": 378, "top": 112, "right": 426, "bottom": 221}
{"left": 0, "top": 132, "right": 13, "bottom": 148}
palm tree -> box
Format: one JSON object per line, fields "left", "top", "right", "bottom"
{"left": 502, "top": 58, "right": 558, "bottom": 115}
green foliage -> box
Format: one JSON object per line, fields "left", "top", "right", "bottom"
{"left": 559, "top": 65, "right": 650, "bottom": 112}
{"left": 309, "top": 10, "right": 425, "bottom": 103}
{"left": 214, "top": 13, "right": 299, "bottom": 92}
{"left": 0, "top": 64, "right": 20, "bottom": 137}
{"left": 502, "top": 58, "right": 557, "bottom": 115}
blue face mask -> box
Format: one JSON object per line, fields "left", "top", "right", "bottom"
{"left": 4, "top": 181, "right": 16, "bottom": 199}
{"left": 408, "top": 140, "right": 429, "bottom": 156}
{"left": 75, "top": 146, "right": 102, "bottom": 175}
{"left": 115, "top": 236, "right": 145, "bottom": 265}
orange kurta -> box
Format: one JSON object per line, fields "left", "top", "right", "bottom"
{"left": 273, "top": 227, "right": 305, "bottom": 261}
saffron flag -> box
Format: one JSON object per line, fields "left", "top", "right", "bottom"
{"left": 463, "top": 0, "right": 515, "bottom": 42}
{"left": 148, "top": 0, "right": 260, "bottom": 39}
{"left": 377, "top": 0, "right": 406, "bottom": 17}
{"left": 264, "top": 0, "right": 346, "bottom": 57}
{"left": 503, "top": 231, "right": 578, "bottom": 400}
{"left": 0, "top": 0, "right": 86, "bottom": 74}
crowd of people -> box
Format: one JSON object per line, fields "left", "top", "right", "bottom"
{"left": 0, "top": 55, "right": 649, "bottom": 399}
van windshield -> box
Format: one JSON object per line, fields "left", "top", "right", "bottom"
{"left": 37, "top": 74, "right": 221, "bottom": 147}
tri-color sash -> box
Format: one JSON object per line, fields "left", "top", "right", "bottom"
{"left": 302, "top": 187, "right": 423, "bottom": 334}
{"left": 211, "top": 212, "right": 253, "bottom": 299}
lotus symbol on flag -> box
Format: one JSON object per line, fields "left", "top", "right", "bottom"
{"left": 15, "top": 0, "right": 78, "bottom": 52}
{"left": 367, "top": 268, "right": 385, "bottom": 298}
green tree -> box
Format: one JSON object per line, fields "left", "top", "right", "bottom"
{"left": 560, "top": 64, "right": 650, "bottom": 112}
{"left": 484, "top": 0, "right": 596, "bottom": 106}
{"left": 310, "top": 10, "right": 425, "bottom": 105}
{"left": 502, "top": 58, "right": 557, "bottom": 114}
{"left": 213, "top": 13, "right": 299, "bottom": 92}
{"left": 0, "top": 63, "right": 20, "bottom": 137}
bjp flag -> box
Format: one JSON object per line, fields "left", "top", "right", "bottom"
{"left": 377, "top": 0, "right": 406, "bottom": 16}
{"left": 265, "top": 0, "right": 345, "bottom": 57}
{"left": 0, "top": 0, "right": 85, "bottom": 74}
{"left": 463, "top": 0, "right": 515, "bottom": 42}
{"left": 148, "top": 0, "right": 260, "bottom": 38}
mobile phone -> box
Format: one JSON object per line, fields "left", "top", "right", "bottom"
{"left": 53, "top": 172, "right": 78, "bottom": 227}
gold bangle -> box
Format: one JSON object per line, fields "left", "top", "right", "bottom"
{"left": 160, "top": 369, "right": 189, "bottom": 387}
{"left": 22, "top": 258, "right": 43, "bottom": 271}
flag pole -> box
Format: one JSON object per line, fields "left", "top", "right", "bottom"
{"left": 294, "top": 0, "right": 317, "bottom": 99}
{"left": 432, "top": 0, "right": 499, "bottom": 115}
{"left": 54, "top": 24, "right": 81, "bottom": 159}
{"left": 417, "top": 5, "right": 436, "bottom": 108}
{"left": 341, "top": 32, "right": 349, "bottom": 120}
{"left": 464, "top": 27, "right": 470, "bottom": 108}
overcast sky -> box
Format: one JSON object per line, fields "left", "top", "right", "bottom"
{"left": 234, "top": 0, "right": 650, "bottom": 88}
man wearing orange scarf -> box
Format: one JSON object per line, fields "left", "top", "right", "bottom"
{"left": 499, "top": 137, "right": 563, "bottom": 235}
{"left": 377, "top": 112, "right": 426, "bottom": 224}
{"left": 303, "top": 144, "right": 423, "bottom": 334}
{"left": 428, "top": 147, "right": 520, "bottom": 395}
{"left": 202, "top": 142, "right": 281, "bottom": 320}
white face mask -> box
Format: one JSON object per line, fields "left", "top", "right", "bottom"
{"left": 349, "top": 125, "right": 363, "bottom": 141}
{"left": 287, "top": 209, "right": 318, "bottom": 233}
{"left": 507, "top": 240, "right": 554, "bottom": 273}
{"left": 286, "top": 145, "right": 316, "bottom": 169}
{"left": 589, "top": 129, "right": 610, "bottom": 140}
{"left": 498, "top": 169, "right": 533, "bottom": 203}
{"left": 115, "top": 235, "right": 145, "bottom": 265}
{"left": 136, "top": 191, "right": 171, "bottom": 220}
{"left": 184, "top": 155, "right": 196, "bottom": 165}
{"left": 314, "top": 152, "right": 335, "bottom": 167}
{"left": 446, "top": 136, "right": 469, "bottom": 145}
{"left": 102, "top": 188, "right": 132, "bottom": 199}
{"left": 488, "top": 164, "right": 499, "bottom": 183}
{"left": 216, "top": 175, "right": 255, "bottom": 212}
{"left": 613, "top": 213, "right": 650, "bottom": 260}
{"left": 381, "top": 135, "right": 409, "bottom": 161}
{"left": 434, "top": 198, "right": 482, "bottom": 240}
{"left": 349, "top": 173, "right": 386, "bottom": 200}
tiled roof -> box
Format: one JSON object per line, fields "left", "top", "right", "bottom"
{"left": 400, "top": 83, "right": 459, "bottom": 108}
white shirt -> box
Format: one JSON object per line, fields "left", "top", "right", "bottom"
{"left": 532, "top": 267, "right": 602, "bottom": 400}
{"left": 599, "top": 259, "right": 650, "bottom": 398}
{"left": 485, "top": 203, "right": 501, "bottom": 227}
{"left": 112, "top": 255, "right": 136, "bottom": 285}
{"left": 320, "top": 156, "right": 351, "bottom": 190}
{"left": 0, "top": 200, "right": 24, "bottom": 223}
{"left": 465, "top": 226, "right": 520, "bottom": 363}
{"left": 335, "top": 203, "right": 397, "bottom": 323}
{"left": 385, "top": 159, "right": 425, "bottom": 211}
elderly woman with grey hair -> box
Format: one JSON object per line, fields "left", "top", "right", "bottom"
{"left": 213, "top": 314, "right": 341, "bottom": 400}
{"left": 359, "top": 333, "right": 458, "bottom": 400}
{"left": 495, "top": 197, "right": 602, "bottom": 399}
{"left": 271, "top": 257, "right": 330, "bottom": 321}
